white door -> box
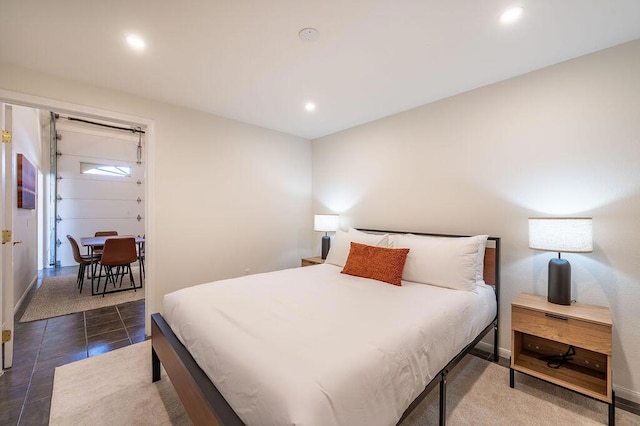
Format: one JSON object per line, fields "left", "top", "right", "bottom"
{"left": 1, "top": 104, "right": 15, "bottom": 369}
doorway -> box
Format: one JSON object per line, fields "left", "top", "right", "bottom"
{"left": 50, "top": 114, "right": 146, "bottom": 268}
{"left": 0, "top": 93, "right": 152, "bottom": 373}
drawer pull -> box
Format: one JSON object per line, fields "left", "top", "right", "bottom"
{"left": 545, "top": 313, "right": 568, "bottom": 321}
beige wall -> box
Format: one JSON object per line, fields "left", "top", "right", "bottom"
{"left": 0, "top": 62, "right": 313, "bottom": 331}
{"left": 11, "top": 105, "right": 41, "bottom": 307}
{"left": 312, "top": 40, "right": 640, "bottom": 401}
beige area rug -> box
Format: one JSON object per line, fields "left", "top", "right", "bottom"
{"left": 20, "top": 268, "right": 144, "bottom": 322}
{"left": 50, "top": 341, "right": 639, "bottom": 426}
{"left": 50, "top": 341, "right": 190, "bottom": 426}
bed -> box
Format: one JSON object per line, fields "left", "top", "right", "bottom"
{"left": 151, "top": 229, "right": 501, "bottom": 425}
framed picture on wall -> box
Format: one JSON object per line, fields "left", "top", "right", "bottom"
{"left": 17, "top": 154, "right": 36, "bottom": 209}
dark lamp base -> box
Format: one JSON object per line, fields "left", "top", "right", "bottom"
{"left": 321, "top": 235, "right": 331, "bottom": 260}
{"left": 548, "top": 258, "right": 571, "bottom": 305}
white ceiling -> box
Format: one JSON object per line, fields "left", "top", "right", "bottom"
{"left": 2, "top": 1, "right": 640, "bottom": 139}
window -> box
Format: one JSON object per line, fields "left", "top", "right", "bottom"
{"left": 80, "top": 162, "right": 131, "bottom": 177}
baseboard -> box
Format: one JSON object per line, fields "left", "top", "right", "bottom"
{"left": 475, "top": 341, "right": 511, "bottom": 359}
{"left": 615, "top": 385, "right": 640, "bottom": 405}
{"left": 14, "top": 274, "right": 38, "bottom": 314}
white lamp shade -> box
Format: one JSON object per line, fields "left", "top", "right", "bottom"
{"left": 314, "top": 214, "right": 339, "bottom": 232}
{"left": 529, "top": 217, "right": 593, "bottom": 253}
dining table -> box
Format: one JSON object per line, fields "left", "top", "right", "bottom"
{"left": 80, "top": 235, "right": 145, "bottom": 296}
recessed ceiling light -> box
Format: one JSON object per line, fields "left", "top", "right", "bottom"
{"left": 304, "top": 102, "right": 316, "bottom": 112}
{"left": 126, "top": 34, "right": 146, "bottom": 51}
{"left": 500, "top": 6, "right": 523, "bottom": 24}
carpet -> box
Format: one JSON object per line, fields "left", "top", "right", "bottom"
{"left": 401, "top": 358, "right": 639, "bottom": 426}
{"left": 50, "top": 341, "right": 639, "bottom": 426}
{"left": 19, "top": 268, "right": 144, "bottom": 322}
{"left": 50, "top": 341, "right": 189, "bottom": 426}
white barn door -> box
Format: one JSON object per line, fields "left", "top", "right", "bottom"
{"left": 55, "top": 119, "right": 145, "bottom": 267}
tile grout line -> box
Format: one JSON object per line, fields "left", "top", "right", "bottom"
{"left": 84, "top": 311, "right": 89, "bottom": 358}
{"left": 16, "top": 318, "right": 48, "bottom": 425}
{"left": 116, "top": 305, "right": 133, "bottom": 344}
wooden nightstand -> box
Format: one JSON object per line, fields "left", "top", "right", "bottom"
{"left": 301, "top": 257, "right": 325, "bottom": 267}
{"left": 510, "top": 293, "right": 614, "bottom": 424}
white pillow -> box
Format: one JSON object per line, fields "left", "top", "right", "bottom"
{"left": 325, "top": 229, "right": 389, "bottom": 267}
{"left": 393, "top": 234, "right": 486, "bottom": 291}
{"left": 475, "top": 235, "right": 489, "bottom": 283}
{"left": 388, "top": 234, "right": 402, "bottom": 248}
{"left": 348, "top": 227, "right": 380, "bottom": 237}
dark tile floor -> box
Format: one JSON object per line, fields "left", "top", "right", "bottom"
{"left": 0, "top": 266, "right": 146, "bottom": 425}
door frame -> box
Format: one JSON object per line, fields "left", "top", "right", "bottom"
{"left": 1, "top": 104, "right": 15, "bottom": 369}
{"left": 0, "top": 88, "right": 156, "bottom": 337}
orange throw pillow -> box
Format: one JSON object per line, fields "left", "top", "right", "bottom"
{"left": 341, "top": 242, "right": 410, "bottom": 286}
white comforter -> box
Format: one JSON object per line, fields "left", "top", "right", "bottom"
{"left": 163, "top": 264, "right": 496, "bottom": 426}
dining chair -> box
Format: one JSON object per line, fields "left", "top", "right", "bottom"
{"left": 138, "top": 239, "right": 145, "bottom": 278}
{"left": 93, "top": 230, "right": 118, "bottom": 256}
{"left": 97, "top": 237, "right": 138, "bottom": 297}
{"left": 67, "top": 235, "right": 100, "bottom": 293}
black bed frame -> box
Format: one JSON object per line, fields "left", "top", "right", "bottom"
{"left": 152, "top": 231, "right": 501, "bottom": 426}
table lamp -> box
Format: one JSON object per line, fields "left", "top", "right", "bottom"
{"left": 314, "top": 214, "right": 339, "bottom": 259}
{"left": 528, "top": 217, "right": 593, "bottom": 305}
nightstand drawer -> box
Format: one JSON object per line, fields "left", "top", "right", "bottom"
{"left": 512, "top": 306, "right": 611, "bottom": 355}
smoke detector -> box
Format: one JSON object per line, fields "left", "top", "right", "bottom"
{"left": 299, "top": 28, "right": 319, "bottom": 42}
